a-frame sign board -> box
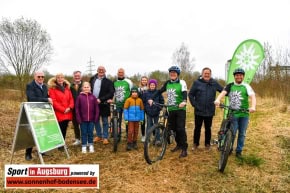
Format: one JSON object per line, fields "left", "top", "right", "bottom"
{"left": 10, "top": 102, "right": 70, "bottom": 164}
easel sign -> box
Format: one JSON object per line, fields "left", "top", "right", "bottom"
{"left": 10, "top": 102, "right": 69, "bottom": 164}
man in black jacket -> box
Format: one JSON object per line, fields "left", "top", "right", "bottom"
{"left": 25, "top": 71, "right": 52, "bottom": 160}
{"left": 90, "top": 66, "right": 115, "bottom": 145}
{"left": 188, "top": 67, "right": 223, "bottom": 151}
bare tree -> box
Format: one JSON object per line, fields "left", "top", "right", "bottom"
{"left": 0, "top": 17, "right": 52, "bottom": 97}
{"left": 172, "top": 42, "right": 195, "bottom": 74}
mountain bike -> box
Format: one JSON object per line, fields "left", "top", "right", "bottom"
{"left": 108, "top": 103, "right": 121, "bottom": 152}
{"left": 144, "top": 102, "right": 176, "bottom": 164}
{"left": 217, "top": 104, "right": 248, "bottom": 172}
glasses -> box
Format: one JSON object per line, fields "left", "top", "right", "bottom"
{"left": 37, "top": 76, "right": 44, "bottom": 79}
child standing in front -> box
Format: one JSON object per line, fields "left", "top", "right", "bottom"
{"left": 75, "top": 82, "right": 99, "bottom": 153}
{"left": 142, "top": 79, "right": 164, "bottom": 144}
{"left": 124, "top": 86, "right": 144, "bottom": 151}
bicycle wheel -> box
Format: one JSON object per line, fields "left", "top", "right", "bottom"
{"left": 112, "top": 118, "right": 119, "bottom": 152}
{"left": 218, "top": 125, "right": 233, "bottom": 172}
{"left": 144, "top": 124, "right": 167, "bottom": 164}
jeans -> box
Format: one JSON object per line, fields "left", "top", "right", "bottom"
{"left": 80, "top": 122, "right": 94, "bottom": 146}
{"left": 232, "top": 116, "right": 249, "bottom": 153}
{"left": 95, "top": 116, "right": 109, "bottom": 139}
{"left": 146, "top": 115, "right": 159, "bottom": 140}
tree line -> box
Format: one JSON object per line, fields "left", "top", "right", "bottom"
{"left": 1, "top": 17, "right": 289, "bottom": 102}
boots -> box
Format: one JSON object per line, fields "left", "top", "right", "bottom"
{"left": 126, "top": 143, "right": 132, "bottom": 151}
{"left": 89, "top": 144, "right": 94, "bottom": 153}
{"left": 132, "top": 141, "right": 138, "bottom": 150}
{"left": 82, "top": 146, "right": 87, "bottom": 153}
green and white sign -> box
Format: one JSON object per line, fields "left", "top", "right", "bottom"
{"left": 24, "top": 102, "right": 65, "bottom": 152}
{"left": 227, "top": 39, "right": 265, "bottom": 84}
{"left": 11, "top": 102, "right": 69, "bottom": 164}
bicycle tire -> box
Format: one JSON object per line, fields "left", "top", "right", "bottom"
{"left": 112, "top": 118, "right": 119, "bottom": 152}
{"left": 218, "top": 125, "right": 233, "bottom": 172}
{"left": 144, "top": 124, "right": 167, "bottom": 164}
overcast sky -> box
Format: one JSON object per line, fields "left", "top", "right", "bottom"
{"left": 1, "top": 0, "right": 290, "bottom": 79}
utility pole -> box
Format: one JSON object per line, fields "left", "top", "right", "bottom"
{"left": 87, "top": 57, "right": 95, "bottom": 76}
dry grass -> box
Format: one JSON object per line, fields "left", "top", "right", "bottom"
{"left": 0, "top": 90, "right": 289, "bottom": 193}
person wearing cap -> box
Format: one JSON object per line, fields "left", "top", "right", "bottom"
{"left": 214, "top": 68, "right": 256, "bottom": 158}
{"left": 142, "top": 79, "right": 164, "bottom": 145}
{"left": 123, "top": 86, "right": 144, "bottom": 151}
{"left": 148, "top": 66, "right": 188, "bottom": 158}
{"left": 188, "top": 67, "right": 223, "bottom": 151}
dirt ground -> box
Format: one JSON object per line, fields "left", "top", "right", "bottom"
{"left": 0, "top": 94, "right": 289, "bottom": 193}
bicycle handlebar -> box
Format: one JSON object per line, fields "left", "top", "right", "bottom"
{"left": 219, "top": 103, "right": 249, "bottom": 113}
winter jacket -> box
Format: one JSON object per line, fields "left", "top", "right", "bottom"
{"left": 124, "top": 96, "right": 144, "bottom": 121}
{"left": 70, "top": 81, "right": 83, "bottom": 101}
{"left": 142, "top": 89, "right": 164, "bottom": 117}
{"left": 188, "top": 76, "right": 223, "bottom": 117}
{"left": 90, "top": 74, "right": 115, "bottom": 116}
{"left": 75, "top": 92, "right": 99, "bottom": 124}
{"left": 48, "top": 77, "right": 74, "bottom": 122}
{"left": 26, "top": 80, "right": 49, "bottom": 102}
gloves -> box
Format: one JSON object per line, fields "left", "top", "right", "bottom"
{"left": 125, "top": 121, "right": 128, "bottom": 125}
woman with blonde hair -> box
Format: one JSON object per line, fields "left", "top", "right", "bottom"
{"left": 48, "top": 73, "right": 74, "bottom": 144}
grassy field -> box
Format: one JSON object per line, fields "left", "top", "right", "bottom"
{"left": 0, "top": 90, "right": 289, "bottom": 193}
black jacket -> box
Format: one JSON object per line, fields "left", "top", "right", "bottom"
{"left": 188, "top": 77, "right": 223, "bottom": 117}
{"left": 26, "top": 80, "right": 49, "bottom": 102}
{"left": 90, "top": 74, "right": 115, "bottom": 116}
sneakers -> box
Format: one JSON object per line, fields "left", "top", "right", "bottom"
{"left": 132, "top": 141, "right": 138, "bottom": 150}
{"left": 141, "top": 136, "right": 145, "bottom": 142}
{"left": 155, "top": 140, "right": 161, "bottom": 146}
{"left": 82, "top": 146, "right": 87, "bottom": 153}
{"left": 103, "top": 139, "right": 109, "bottom": 145}
{"left": 171, "top": 145, "right": 181, "bottom": 152}
{"left": 93, "top": 137, "right": 103, "bottom": 142}
{"left": 192, "top": 144, "right": 198, "bottom": 151}
{"left": 179, "top": 150, "right": 188, "bottom": 158}
{"left": 205, "top": 144, "right": 211, "bottom": 151}
{"left": 25, "top": 153, "right": 32, "bottom": 161}
{"left": 126, "top": 143, "right": 132, "bottom": 151}
{"left": 72, "top": 139, "right": 81, "bottom": 146}
{"left": 236, "top": 152, "right": 242, "bottom": 158}
{"left": 89, "top": 145, "right": 94, "bottom": 153}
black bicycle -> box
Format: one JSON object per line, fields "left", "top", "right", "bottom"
{"left": 108, "top": 103, "right": 121, "bottom": 152}
{"left": 144, "top": 102, "right": 175, "bottom": 164}
{"left": 217, "top": 104, "right": 248, "bottom": 172}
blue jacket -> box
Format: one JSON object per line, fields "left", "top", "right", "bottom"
{"left": 142, "top": 89, "right": 164, "bottom": 117}
{"left": 188, "top": 77, "right": 223, "bottom": 117}
{"left": 26, "top": 80, "right": 49, "bottom": 102}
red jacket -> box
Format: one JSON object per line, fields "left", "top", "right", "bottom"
{"left": 48, "top": 77, "right": 74, "bottom": 122}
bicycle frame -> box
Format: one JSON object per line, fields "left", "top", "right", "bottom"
{"left": 217, "top": 104, "right": 248, "bottom": 172}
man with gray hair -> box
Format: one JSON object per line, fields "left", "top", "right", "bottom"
{"left": 25, "top": 70, "right": 52, "bottom": 160}
{"left": 90, "top": 66, "right": 115, "bottom": 145}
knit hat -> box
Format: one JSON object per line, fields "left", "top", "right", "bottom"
{"left": 130, "top": 86, "right": 138, "bottom": 94}
{"left": 148, "top": 79, "right": 157, "bottom": 86}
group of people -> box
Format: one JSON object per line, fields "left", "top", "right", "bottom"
{"left": 25, "top": 65, "right": 256, "bottom": 161}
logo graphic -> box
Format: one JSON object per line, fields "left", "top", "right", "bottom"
{"left": 167, "top": 88, "right": 177, "bottom": 105}
{"left": 229, "top": 90, "right": 243, "bottom": 110}
{"left": 235, "top": 43, "right": 260, "bottom": 71}
{"left": 115, "top": 86, "right": 125, "bottom": 102}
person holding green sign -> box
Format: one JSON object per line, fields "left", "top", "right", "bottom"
{"left": 25, "top": 71, "right": 52, "bottom": 161}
